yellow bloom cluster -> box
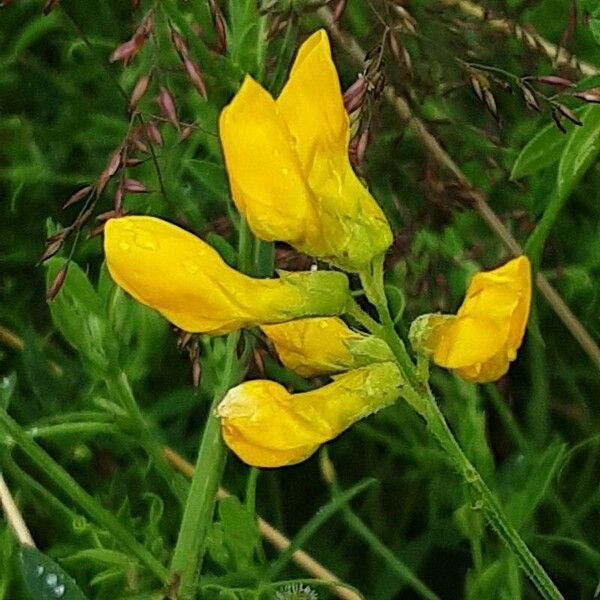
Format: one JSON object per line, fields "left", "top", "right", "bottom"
{"left": 102, "top": 29, "right": 533, "bottom": 468}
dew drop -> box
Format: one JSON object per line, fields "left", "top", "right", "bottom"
{"left": 464, "top": 467, "right": 478, "bottom": 483}
{"left": 45, "top": 573, "right": 58, "bottom": 587}
{"left": 134, "top": 231, "right": 158, "bottom": 250}
{"left": 319, "top": 321, "right": 328, "bottom": 329}
{"left": 281, "top": 167, "right": 289, "bottom": 176}
{"left": 53, "top": 584, "right": 66, "bottom": 598}
{"left": 36, "top": 565, "right": 44, "bottom": 577}
{"left": 118, "top": 241, "right": 130, "bottom": 251}
{"left": 182, "top": 260, "right": 199, "bottom": 274}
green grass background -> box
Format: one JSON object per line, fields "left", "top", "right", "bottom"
{"left": 0, "top": 0, "right": 599, "bottom": 598}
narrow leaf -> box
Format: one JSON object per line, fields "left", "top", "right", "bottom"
{"left": 20, "top": 546, "right": 88, "bottom": 600}
{"left": 510, "top": 106, "right": 587, "bottom": 180}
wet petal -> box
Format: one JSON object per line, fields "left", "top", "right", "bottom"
{"left": 277, "top": 30, "right": 348, "bottom": 170}
{"left": 104, "top": 216, "right": 249, "bottom": 334}
{"left": 219, "top": 76, "right": 316, "bottom": 244}
{"left": 261, "top": 317, "right": 360, "bottom": 377}
{"left": 217, "top": 363, "right": 402, "bottom": 468}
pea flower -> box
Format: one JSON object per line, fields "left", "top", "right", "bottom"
{"left": 104, "top": 216, "right": 350, "bottom": 335}
{"left": 409, "top": 256, "right": 532, "bottom": 383}
{"left": 219, "top": 29, "right": 392, "bottom": 272}
{"left": 261, "top": 317, "right": 394, "bottom": 378}
{"left": 216, "top": 362, "right": 403, "bottom": 467}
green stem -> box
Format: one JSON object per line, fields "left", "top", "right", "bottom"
{"left": 359, "top": 256, "right": 418, "bottom": 387}
{"left": 169, "top": 333, "right": 240, "bottom": 599}
{"left": 0, "top": 407, "right": 169, "bottom": 583}
{"left": 345, "top": 297, "right": 381, "bottom": 335}
{"left": 105, "top": 370, "right": 188, "bottom": 506}
{"left": 27, "top": 422, "right": 121, "bottom": 440}
{"left": 402, "top": 385, "right": 564, "bottom": 600}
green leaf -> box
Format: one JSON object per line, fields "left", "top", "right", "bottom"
{"left": 525, "top": 105, "right": 600, "bottom": 266}
{"left": 206, "top": 496, "right": 260, "bottom": 572}
{"left": 504, "top": 443, "right": 566, "bottom": 529}
{"left": 557, "top": 105, "right": 600, "bottom": 198}
{"left": 184, "top": 159, "right": 230, "bottom": 200}
{"left": 0, "top": 525, "right": 18, "bottom": 600}
{"left": 20, "top": 546, "right": 88, "bottom": 600}
{"left": 510, "top": 107, "right": 587, "bottom": 180}
{"left": 0, "top": 372, "right": 17, "bottom": 411}
{"left": 46, "top": 258, "right": 111, "bottom": 378}
{"left": 590, "top": 18, "right": 600, "bottom": 45}
{"left": 218, "top": 496, "right": 260, "bottom": 570}
{"left": 227, "top": 0, "right": 265, "bottom": 76}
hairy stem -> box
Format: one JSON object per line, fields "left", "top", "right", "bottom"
{"left": 402, "top": 385, "right": 564, "bottom": 600}
{"left": 168, "top": 333, "right": 240, "bottom": 599}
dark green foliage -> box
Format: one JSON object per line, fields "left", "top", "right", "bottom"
{"left": 0, "top": 1, "right": 599, "bottom": 599}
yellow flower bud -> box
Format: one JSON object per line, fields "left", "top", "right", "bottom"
{"left": 410, "top": 256, "right": 532, "bottom": 383}
{"left": 216, "top": 362, "right": 403, "bottom": 467}
{"left": 104, "top": 216, "right": 350, "bottom": 335}
{"left": 261, "top": 317, "right": 394, "bottom": 378}
{"left": 219, "top": 30, "right": 392, "bottom": 272}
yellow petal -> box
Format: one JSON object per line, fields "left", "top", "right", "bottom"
{"left": 277, "top": 30, "right": 393, "bottom": 270}
{"left": 261, "top": 317, "right": 361, "bottom": 377}
{"left": 217, "top": 362, "right": 402, "bottom": 468}
{"left": 219, "top": 76, "right": 317, "bottom": 245}
{"left": 220, "top": 431, "right": 318, "bottom": 468}
{"left": 425, "top": 256, "right": 532, "bottom": 383}
{"left": 104, "top": 216, "right": 350, "bottom": 335}
{"left": 105, "top": 216, "right": 252, "bottom": 334}
{"left": 455, "top": 351, "right": 510, "bottom": 384}
{"left": 433, "top": 316, "right": 505, "bottom": 368}
{"left": 277, "top": 29, "right": 348, "bottom": 169}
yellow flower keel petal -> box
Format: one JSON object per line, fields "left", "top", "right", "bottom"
{"left": 104, "top": 216, "right": 350, "bottom": 335}
{"left": 217, "top": 362, "right": 403, "bottom": 468}
{"left": 261, "top": 317, "right": 394, "bottom": 377}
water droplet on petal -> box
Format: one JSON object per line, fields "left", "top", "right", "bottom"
{"left": 45, "top": 573, "right": 58, "bottom": 587}
{"left": 182, "top": 260, "right": 198, "bottom": 274}
{"left": 36, "top": 566, "right": 44, "bottom": 577}
{"left": 53, "top": 584, "right": 66, "bottom": 598}
{"left": 134, "top": 231, "right": 158, "bottom": 250}
{"left": 281, "top": 167, "right": 289, "bottom": 176}
{"left": 119, "top": 241, "right": 130, "bottom": 251}
{"left": 319, "top": 321, "right": 328, "bottom": 329}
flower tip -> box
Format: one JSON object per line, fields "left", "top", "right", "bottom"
{"left": 302, "top": 28, "right": 331, "bottom": 56}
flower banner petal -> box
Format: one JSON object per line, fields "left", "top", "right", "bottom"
{"left": 219, "top": 75, "right": 316, "bottom": 244}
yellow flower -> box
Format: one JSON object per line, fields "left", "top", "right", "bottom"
{"left": 216, "top": 362, "right": 403, "bottom": 467}
{"left": 104, "top": 216, "right": 350, "bottom": 335}
{"left": 261, "top": 317, "right": 394, "bottom": 378}
{"left": 410, "top": 256, "right": 532, "bottom": 383}
{"left": 219, "top": 29, "right": 392, "bottom": 272}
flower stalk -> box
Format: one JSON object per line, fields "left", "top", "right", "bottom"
{"left": 168, "top": 333, "right": 240, "bottom": 599}
{"left": 358, "top": 256, "right": 563, "bottom": 599}
{"left": 402, "top": 384, "right": 564, "bottom": 600}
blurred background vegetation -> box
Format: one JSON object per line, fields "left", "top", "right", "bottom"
{"left": 1, "top": 0, "right": 599, "bottom": 598}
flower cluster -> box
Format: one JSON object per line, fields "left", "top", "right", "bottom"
{"left": 103, "top": 30, "right": 532, "bottom": 468}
